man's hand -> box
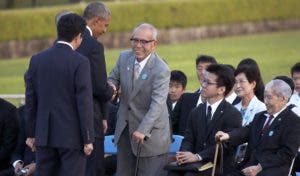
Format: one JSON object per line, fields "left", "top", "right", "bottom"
{"left": 26, "top": 138, "right": 36, "bottom": 152}
{"left": 132, "top": 131, "right": 146, "bottom": 144}
{"left": 14, "top": 161, "right": 24, "bottom": 175}
{"left": 242, "top": 164, "right": 262, "bottom": 176}
{"left": 108, "top": 81, "right": 117, "bottom": 100}
{"left": 103, "top": 120, "right": 108, "bottom": 134}
{"left": 24, "top": 163, "right": 36, "bottom": 176}
{"left": 84, "top": 143, "right": 93, "bottom": 156}
{"left": 175, "top": 151, "right": 198, "bottom": 165}
{"left": 215, "top": 131, "right": 230, "bottom": 142}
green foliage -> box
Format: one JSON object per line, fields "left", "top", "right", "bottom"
{"left": 0, "top": 30, "right": 299, "bottom": 94}
{"left": 0, "top": 0, "right": 300, "bottom": 42}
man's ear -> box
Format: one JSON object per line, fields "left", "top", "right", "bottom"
{"left": 218, "top": 86, "right": 226, "bottom": 96}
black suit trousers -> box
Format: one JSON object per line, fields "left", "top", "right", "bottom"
{"left": 85, "top": 137, "right": 105, "bottom": 176}
{"left": 36, "top": 146, "right": 86, "bottom": 176}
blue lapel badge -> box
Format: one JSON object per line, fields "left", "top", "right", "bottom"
{"left": 268, "top": 130, "right": 274, "bottom": 137}
{"left": 141, "top": 73, "right": 148, "bottom": 80}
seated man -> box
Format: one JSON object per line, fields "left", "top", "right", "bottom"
{"left": 167, "top": 70, "right": 187, "bottom": 134}
{"left": 216, "top": 79, "right": 300, "bottom": 176}
{"left": 170, "top": 55, "right": 217, "bottom": 135}
{"left": 0, "top": 98, "right": 19, "bottom": 173}
{"left": 167, "top": 64, "right": 242, "bottom": 176}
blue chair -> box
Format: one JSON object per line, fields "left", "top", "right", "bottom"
{"left": 104, "top": 135, "right": 117, "bottom": 154}
{"left": 168, "top": 135, "right": 184, "bottom": 154}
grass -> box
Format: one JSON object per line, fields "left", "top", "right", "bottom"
{"left": 0, "top": 29, "right": 299, "bottom": 96}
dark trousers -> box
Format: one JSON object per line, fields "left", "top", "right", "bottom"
{"left": 85, "top": 137, "right": 105, "bottom": 176}
{"left": 35, "top": 146, "right": 86, "bottom": 176}
{"left": 167, "top": 168, "right": 211, "bottom": 176}
{"left": 0, "top": 167, "right": 13, "bottom": 176}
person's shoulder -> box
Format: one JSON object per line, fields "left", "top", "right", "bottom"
{"left": 0, "top": 98, "right": 16, "bottom": 113}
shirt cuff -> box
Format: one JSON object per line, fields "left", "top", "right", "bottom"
{"left": 13, "top": 160, "right": 23, "bottom": 168}
{"left": 195, "top": 154, "right": 202, "bottom": 161}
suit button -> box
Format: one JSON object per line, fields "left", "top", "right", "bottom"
{"left": 203, "top": 143, "right": 206, "bottom": 146}
{"left": 128, "top": 107, "right": 131, "bottom": 111}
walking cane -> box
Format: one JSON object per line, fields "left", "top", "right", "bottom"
{"left": 211, "top": 141, "right": 223, "bottom": 176}
{"left": 134, "top": 141, "right": 142, "bottom": 176}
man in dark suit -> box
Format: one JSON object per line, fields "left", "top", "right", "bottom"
{"left": 25, "top": 14, "right": 94, "bottom": 176}
{"left": 76, "top": 2, "right": 115, "bottom": 176}
{"left": 0, "top": 105, "right": 36, "bottom": 176}
{"left": 170, "top": 55, "right": 217, "bottom": 135}
{"left": 167, "top": 70, "right": 187, "bottom": 133}
{"left": 216, "top": 79, "right": 300, "bottom": 176}
{"left": 168, "top": 64, "right": 242, "bottom": 176}
{"left": 0, "top": 98, "right": 18, "bottom": 172}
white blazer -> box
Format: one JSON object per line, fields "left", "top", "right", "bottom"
{"left": 235, "top": 96, "right": 266, "bottom": 126}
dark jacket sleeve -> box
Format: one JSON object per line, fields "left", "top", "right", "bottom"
{"left": 89, "top": 42, "right": 113, "bottom": 102}
{"left": 180, "top": 110, "right": 196, "bottom": 152}
{"left": 25, "top": 56, "right": 37, "bottom": 138}
{"left": 75, "top": 58, "right": 95, "bottom": 144}
{"left": 0, "top": 103, "right": 19, "bottom": 161}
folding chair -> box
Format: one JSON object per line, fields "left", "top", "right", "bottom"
{"left": 168, "top": 135, "right": 184, "bottom": 154}
{"left": 104, "top": 135, "right": 117, "bottom": 155}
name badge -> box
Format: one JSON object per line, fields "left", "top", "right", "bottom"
{"left": 141, "top": 73, "right": 148, "bottom": 80}
{"left": 268, "top": 131, "right": 274, "bottom": 137}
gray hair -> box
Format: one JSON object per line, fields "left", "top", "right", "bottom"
{"left": 265, "top": 79, "right": 292, "bottom": 100}
{"left": 132, "top": 23, "right": 158, "bottom": 40}
{"left": 55, "top": 11, "right": 73, "bottom": 26}
{"left": 83, "top": 1, "right": 111, "bottom": 20}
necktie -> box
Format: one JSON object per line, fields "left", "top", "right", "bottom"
{"left": 261, "top": 115, "right": 274, "bottom": 135}
{"left": 134, "top": 62, "right": 140, "bottom": 81}
{"left": 206, "top": 105, "right": 212, "bottom": 124}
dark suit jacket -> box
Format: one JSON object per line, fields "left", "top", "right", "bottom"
{"left": 77, "top": 28, "right": 113, "bottom": 139}
{"left": 11, "top": 105, "right": 35, "bottom": 166}
{"left": 229, "top": 107, "right": 300, "bottom": 176}
{"left": 25, "top": 43, "right": 94, "bottom": 149}
{"left": 0, "top": 98, "right": 19, "bottom": 170}
{"left": 170, "top": 92, "right": 200, "bottom": 135}
{"left": 180, "top": 100, "right": 242, "bottom": 174}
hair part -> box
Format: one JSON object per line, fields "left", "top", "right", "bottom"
{"left": 132, "top": 23, "right": 158, "bottom": 40}
{"left": 206, "top": 64, "right": 235, "bottom": 96}
{"left": 170, "top": 70, "right": 187, "bottom": 89}
{"left": 195, "top": 55, "right": 217, "bottom": 66}
{"left": 57, "top": 13, "right": 86, "bottom": 42}
{"left": 291, "top": 62, "right": 300, "bottom": 76}
{"left": 83, "top": 1, "right": 111, "bottom": 20}
{"left": 265, "top": 79, "right": 292, "bottom": 100}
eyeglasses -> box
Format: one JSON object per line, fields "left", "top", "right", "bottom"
{"left": 202, "top": 79, "right": 217, "bottom": 86}
{"left": 130, "top": 38, "right": 154, "bottom": 45}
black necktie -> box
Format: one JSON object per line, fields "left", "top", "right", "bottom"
{"left": 206, "top": 105, "right": 212, "bottom": 124}
{"left": 261, "top": 115, "right": 274, "bottom": 135}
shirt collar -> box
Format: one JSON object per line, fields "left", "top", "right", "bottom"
{"left": 265, "top": 104, "right": 288, "bottom": 118}
{"left": 86, "top": 26, "right": 93, "bottom": 36}
{"left": 207, "top": 98, "right": 223, "bottom": 118}
{"left": 225, "top": 92, "right": 237, "bottom": 104}
{"left": 57, "top": 41, "right": 74, "bottom": 50}
{"left": 134, "top": 53, "right": 151, "bottom": 71}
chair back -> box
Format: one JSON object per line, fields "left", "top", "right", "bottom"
{"left": 168, "top": 135, "right": 184, "bottom": 154}
{"left": 104, "top": 135, "right": 117, "bottom": 154}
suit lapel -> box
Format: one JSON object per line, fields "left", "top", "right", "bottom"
{"left": 259, "top": 108, "right": 288, "bottom": 142}
{"left": 129, "top": 53, "right": 155, "bottom": 101}
{"left": 126, "top": 55, "right": 135, "bottom": 92}
{"left": 205, "top": 100, "right": 226, "bottom": 140}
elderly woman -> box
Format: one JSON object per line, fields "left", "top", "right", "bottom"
{"left": 234, "top": 63, "right": 266, "bottom": 163}
{"left": 234, "top": 63, "right": 266, "bottom": 126}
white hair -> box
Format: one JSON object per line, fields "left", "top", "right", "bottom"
{"left": 132, "top": 23, "right": 158, "bottom": 40}
{"left": 83, "top": 1, "right": 111, "bottom": 20}
{"left": 265, "top": 79, "right": 292, "bottom": 100}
